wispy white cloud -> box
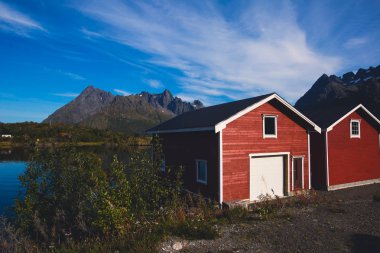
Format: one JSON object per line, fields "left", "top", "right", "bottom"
{"left": 53, "top": 93, "right": 79, "bottom": 98}
{"left": 58, "top": 70, "right": 86, "bottom": 81}
{"left": 146, "top": 79, "right": 163, "bottom": 89}
{"left": 344, "top": 37, "right": 369, "bottom": 49}
{"left": 0, "top": 2, "right": 45, "bottom": 36}
{"left": 76, "top": 0, "right": 342, "bottom": 103}
{"left": 113, "top": 89, "right": 130, "bottom": 96}
{"left": 81, "top": 27, "right": 103, "bottom": 39}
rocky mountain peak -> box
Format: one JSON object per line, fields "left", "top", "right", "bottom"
{"left": 162, "top": 89, "right": 173, "bottom": 98}
{"left": 342, "top": 72, "right": 355, "bottom": 83}
{"left": 158, "top": 89, "right": 174, "bottom": 108}
{"left": 295, "top": 64, "right": 380, "bottom": 119}
{"left": 82, "top": 85, "right": 95, "bottom": 93}
{"left": 192, "top": 100, "right": 204, "bottom": 109}
{"left": 43, "top": 86, "right": 203, "bottom": 133}
{"left": 79, "top": 85, "right": 114, "bottom": 102}
{"left": 340, "top": 65, "right": 380, "bottom": 85}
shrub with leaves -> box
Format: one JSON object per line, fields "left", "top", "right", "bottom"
{"left": 16, "top": 149, "right": 135, "bottom": 243}
{"left": 14, "top": 144, "right": 184, "bottom": 246}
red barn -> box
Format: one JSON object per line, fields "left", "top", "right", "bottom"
{"left": 308, "top": 104, "right": 380, "bottom": 190}
{"left": 148, "top": 93, "right": 321, "bottom": 204}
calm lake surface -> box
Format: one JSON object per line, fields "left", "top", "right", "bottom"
{"left": 0, "top": 146, "right": 141, "bottom": 216}
{"left": 0, "top": 161, "right": 26, "bottom": 215}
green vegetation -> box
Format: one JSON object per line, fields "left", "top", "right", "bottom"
{"left": 0, "top": 122, "right": 150, "bottom": 147}
{"left": 0, "top": 139, "right": 221, "bottom": 252}
{"left": 0, "top": 135, "right": 325, "bottom": 252}
{"left": 247, "top": 191, "right": 321, "bottom": 220}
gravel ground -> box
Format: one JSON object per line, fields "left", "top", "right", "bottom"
{"left": 160, "top": 184, "right": 380, "bottom": 253}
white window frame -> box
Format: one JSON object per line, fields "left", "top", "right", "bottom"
{"left": 263, "top": 115, "right": 278, "bottom": 138}
{"left": 350, "top": 119, "right": 361, "bottom": 138}
{"left": 292, "top": 156, "right": 304, "bottom": 190}
{"left": 196, "top": 159, "right": 207, "bottom": 184}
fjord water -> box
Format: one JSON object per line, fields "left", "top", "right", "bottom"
{"left": 0, "top": 161, "right": 26, "bottom": 215}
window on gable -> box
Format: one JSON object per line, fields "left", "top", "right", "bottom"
{"left": 196, "top": 160, "right": 207, "bottom": 184}
{"left": 263, "top": 115, "right": 277, "bottom": 138}
{"left": 350, "top": 120, "right": 360, "bottom": 138}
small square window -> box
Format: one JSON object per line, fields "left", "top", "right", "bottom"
{"left": 196, "top": 160, "right": 207, "bottom": 184}
{"left": 350, "top": 120, "right": 360, "bottom": 138}
{"left": 263, "top": 115, "right": 277, "bottom": 138}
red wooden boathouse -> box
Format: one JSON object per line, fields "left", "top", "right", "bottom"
{"left": 148, "top": 93, "right": 321, "bottom": 204}
{"left": 308, "top": 104, "right": 380, "bottom": 190}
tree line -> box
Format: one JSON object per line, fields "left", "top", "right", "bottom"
{"left": 0, "top": 122, "right": 149, "bottom": 146}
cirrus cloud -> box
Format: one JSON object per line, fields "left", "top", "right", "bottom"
{"left": 0, "top": 2, "right": 45, "bottom": 37}
{"left": 76, "top": 0, "right": 342, "bottom": 104}
{"left": 146, "top": 79, "right": 164, "bottom": 89}
{"left": 53, "top": 92, "right": 79, "bottom": 98}
{"left": 344, "top": 37, "right": 369, "bottom": 49}
{"left": 113, "top": 89, "right": 130, "bottom": 96}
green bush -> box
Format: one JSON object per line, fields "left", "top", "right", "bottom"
{"left": 14, "top": 144, "right": 183, "bottom": 247}
{"left": 6, "top": 137, "right": 222, "bottom": 251}
{"left": 16, "top": 149, "right": 108, "bottom": 242}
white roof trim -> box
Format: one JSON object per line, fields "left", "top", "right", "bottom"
{"left": 326, "top": 104, "right": 380, "bottom": 132}
{"left": 147, "top": 127, "right": 214, "bottom": 134}
{"left": 215, "top": 94, "right": 321, "bottom": 133}
{"left": 148, "top": 93, "right": 321, "bottom": 135}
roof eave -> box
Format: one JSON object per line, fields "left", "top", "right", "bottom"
{"left": 146, "top": 126, "right": 215, "bottom": 134}
{"left": 215, "top": 94, "right": 321, "bottom": 134}
{"left": 326, "top": 104, "right": 380, "bottom": 132}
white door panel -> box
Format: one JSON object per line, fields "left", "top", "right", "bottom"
{"left": 250, "top": 156, "right": 284, "bottom": 200}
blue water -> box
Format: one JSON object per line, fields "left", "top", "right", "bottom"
{"left": 0, "top": 161, "right": 27, "bottom": 215}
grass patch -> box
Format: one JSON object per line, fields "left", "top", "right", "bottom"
{"left": 219, "top": 206, "right": 250, "bottom": 223}
{"left": 166, "top": 221, "right": 218, "bottom": 240}
{"left": 46, "top": 230, "right": 164, "bottom": 253}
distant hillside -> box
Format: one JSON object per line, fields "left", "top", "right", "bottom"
{"left": 295, "top": 65, "right": 380, "bottom": 119}
{"left": 43, "top": 86, "right": 203, "bottom": 134}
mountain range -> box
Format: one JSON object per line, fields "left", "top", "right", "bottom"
{"left": 295, "top": 65, "right": 380, "bottom": 119}
{"left": 44, "top": 64, "right": 380, "bottom": 134}
{"left": 43, "top": 86, "right": 203, "bottom": 134}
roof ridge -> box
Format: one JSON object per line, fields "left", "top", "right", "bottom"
{"left": 188, "top": 92, "right": 276, "bottom": 112}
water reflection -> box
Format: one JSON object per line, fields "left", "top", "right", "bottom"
{"left": 0, "top": 161, "right": 26, "bottom": 216}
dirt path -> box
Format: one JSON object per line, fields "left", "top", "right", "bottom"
{"left": 161, "top": 184, "right": 380, "bottom": 253}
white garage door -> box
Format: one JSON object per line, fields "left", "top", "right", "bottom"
{"left": 250, "top": 156, "right": 284, "bottom": 201}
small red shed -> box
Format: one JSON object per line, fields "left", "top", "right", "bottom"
{"left": 308, "top": 104, "right": 380, "bottom": 190}
{"left": 148, "top": 93, "right": 321, "bottom": 204}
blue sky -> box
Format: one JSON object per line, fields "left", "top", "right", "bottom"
{"left": 1, "top": 0, "right": 380, "bottom": 122}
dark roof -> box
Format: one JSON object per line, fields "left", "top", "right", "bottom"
{"left": 147, "top": 93, "right": 275, "bottom": 133}
{"left": 303, "top": 103, "right": 379, "bottom": 129}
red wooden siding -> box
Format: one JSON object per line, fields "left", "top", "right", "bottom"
{"left": 328, "top": 111, "right": 380, "bottom": 186}
{"left": 310, "top": 131, "right": 327, "bottom": 189}
{"left": 159, "top": 131, "right": 219, "bottom": 200}
{"left": 222, "top": 101, "right": 309, "bottom": 202}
